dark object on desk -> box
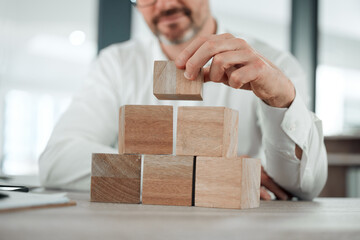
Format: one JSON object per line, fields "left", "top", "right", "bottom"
{"left": 0, "top": 175, "right": 12, "bottom": 180}
{"left": 0, "top": 185, "right": 29, "bottom": 192}
{"left": 0, "top": 192, "right": 9, "bottom": 199}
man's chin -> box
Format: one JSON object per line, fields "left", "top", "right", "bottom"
{"left": 157, "top": 28, "right": 198, "bottom": 45}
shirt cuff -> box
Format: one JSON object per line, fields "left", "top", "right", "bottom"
{"left": 258, "top": 91, "right": 312, "bottom": 150}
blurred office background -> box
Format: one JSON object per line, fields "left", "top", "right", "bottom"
{"left": 0, "top": 0, "right": 359, "bottom": 197}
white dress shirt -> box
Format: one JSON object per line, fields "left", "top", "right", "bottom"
{"left": 39, "top": 24, "right": 327, "bottom": 200}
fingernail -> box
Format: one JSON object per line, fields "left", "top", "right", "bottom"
{"left": 184, "top": 71, "right": 192, "bottom": 80}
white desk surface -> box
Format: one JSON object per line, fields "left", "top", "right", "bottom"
{"left": 1, "top": 191, "right": 360, "bottom": 240}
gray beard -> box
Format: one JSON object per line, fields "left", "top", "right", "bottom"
{"left": 157, "top": 26, "right": 199, "bottom": 45}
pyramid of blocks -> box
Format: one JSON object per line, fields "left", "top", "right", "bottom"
{"left": 90, "top": 61, "right": 261, "bottom": 209}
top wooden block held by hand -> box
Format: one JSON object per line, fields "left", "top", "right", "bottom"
{"left": 153, "top": 61, "right": 203, "bottom": 101}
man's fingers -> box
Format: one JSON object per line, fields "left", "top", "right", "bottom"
{"left": 261, "top": 171, "right": 289, "bottom": 201}
{"left": 175, "top": 33, "right": 234, "bottom": 69}
{"left": 204, "top": 66, "right": 228, "bottom": 84}
{"left": 260, "top": 187, "right": 272, "bottom": 201}
{"left": 184, "top": 37, "right": 249, "bottom": 80}
{"left": 208, "top": 50, "right": 252, "bottom": 83}
{"left": 205, "top": 65, "right": 253, "bottom": 91}
{"left": 240, "top": 83, "right": 252, "bottom": 90}
{"left": 226, "top": 65, "right": 257, "bottom": 89}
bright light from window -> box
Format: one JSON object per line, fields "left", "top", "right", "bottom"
{"left": 2, "top": 90, "right": 71, "bottom": 175}
{"left": 316, "top": 65, "right": 344, "bottom": 135}
{"left": 316, "top": 65, "right": 360, "bottom": 136}
{"left": 69, "top": 30, "right": 86, "bottom": 46}
{"left": 0, "top": 0, "right": 97, "bottom": 175}
{"left": 317, "top": 0, "right": 360, "bottom": 136}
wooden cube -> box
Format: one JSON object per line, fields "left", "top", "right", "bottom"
{"left": 176, "top": 106, "right": 239, "bottom": 157}
{"left": 118, "top": 105, "right": 173, "bottom": 155}
{"left": 195, "top": 157, "right": 261, "bottom": 209}
{"left": 153, "top": 61, "right": 203, "bottom": 101}
{"left": 91, "top": 153, "right": 141, "bottom": 203}
{"left": 142, "top": 155, "right": 194, "bottom": 206}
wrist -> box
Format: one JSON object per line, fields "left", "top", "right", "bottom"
{"left": 264, "top": 80, "right": 295, "bottom": 108}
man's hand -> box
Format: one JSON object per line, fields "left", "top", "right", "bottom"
{"left": 261, "top": 166, "right": 291, "bottom": 200}
{"left": 175, "top": 33, "right": 296, "bottom": 108}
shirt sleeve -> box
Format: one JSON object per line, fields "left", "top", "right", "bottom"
{"left": 257, "top": 88, "right": 328, "bottom": 201}
{"left": 38, "top": 47, "right": 121, "bottom": 191}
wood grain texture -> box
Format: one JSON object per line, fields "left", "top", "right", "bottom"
{"left": 91, "top": 154, "right": 141, "bottom": 203}
{"left": 142, "top": 155, "right": 194, "bottom": 206}
{"left": 153, "top": 61, "right": 203, "bottom": 101}
{"left": 223, "top": 108, "right": 239, "bottom": 158}
{"left": 241, "top": 158, "right": 261, "bottom": 209}
{"left": 195, "top": 157, "right": 241, "bottom": 209}
{"left": 195, "top": 157, "right": 261, "bottom": 209}
{"left": 118, "top": 105, "right": 173, "bottom": 155}
{"left": 176, "top": 106, "right": 238, "bottom": 157}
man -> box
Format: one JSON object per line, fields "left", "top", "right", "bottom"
{"left": 39, "top": 0, "right": 327, "bottom": 200}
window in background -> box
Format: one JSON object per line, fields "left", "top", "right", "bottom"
{"left": 131, "top": 0, "right": 291, "bottom": 52}
{"left": 2, "top": 90, "right": 71, "bottom": 174}
{"left": 317, "top": 0, "right": 360, "bottom": 136}
{"left": 0, "top": 0, "right": 97, "bottom": 175}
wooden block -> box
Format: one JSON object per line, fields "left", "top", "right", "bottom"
{"left": 91, "top": 153, "right": 141, "bottom": 203}
{"left": 240, "top": 158, "right": 262, "bottom": 209}
{"left": 118, "top": 105, "right": 173, "bottom": 155}
{"left": 142, "top": 155, "right": 194, "bottom": 206}
{"left": 176, "top": 106, "right": 239, "bottom": 157}
{"left": 153, "top": 61, "right": 203, "bottom": 101}
{"left": 195, "top": 157, "right": 261, "bottom": 209}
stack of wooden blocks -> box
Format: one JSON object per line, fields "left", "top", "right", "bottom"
{"left": 91, "top": 61, "right": 261, "bottom": 209}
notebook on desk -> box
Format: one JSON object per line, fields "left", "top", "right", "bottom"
{"left": 0, "top": 191, "right": 76, "bottom": 213}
